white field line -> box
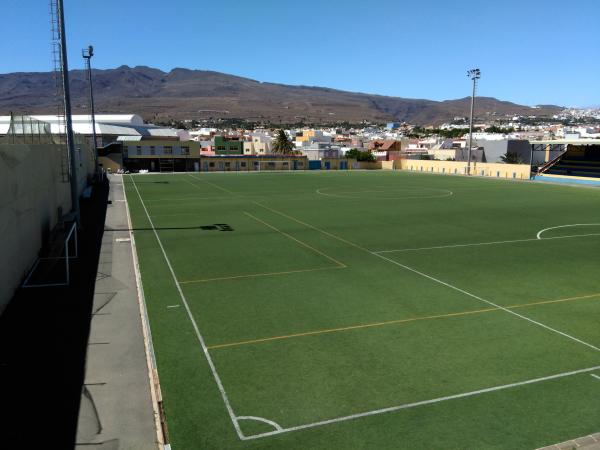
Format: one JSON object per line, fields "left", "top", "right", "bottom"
{"left": 129, "top": 175, "right": 245, "bottom": 440}
{"left": 241, "top": 365, "right": 600, "bottom": 440}
{"left": 536, "top": 224, "right": 600, "bottom": 240}
{"left": 591, "top": 374, "right": 600, "bottom": 380}
{"left": 122, "top": 175, "right": 165, "bottom": 446}
{"left": 375, "top": 232, "right": 600, "bottom": 254}
{"left": 373, "top": 252, "right": 600, "bottom": 354}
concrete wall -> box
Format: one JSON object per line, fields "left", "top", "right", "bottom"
{"left": 98, "top": 153, "right": 123, "bottom": 172}
{"left": 399, "top": 159, "right": 530, "bottom": 179}
{"left": 0, "top": 143, "right": 94, "bottom": 312}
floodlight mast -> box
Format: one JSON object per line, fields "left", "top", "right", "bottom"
{"left": 82, "top": 45, "right": 98, "bottom": 174}
{"left": 466, "top": 68, "right": 481, "bottom": 175}
{"left": 56, "top": 0, "right": 80, "bottom": 224}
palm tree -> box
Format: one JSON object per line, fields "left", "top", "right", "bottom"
{"left": 271, "top": 129, "right": 295, "bottom": 154}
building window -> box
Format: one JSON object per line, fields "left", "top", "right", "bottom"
{"left": 150, "top": 146, "right": 155, "bottom": 155}
{"left": 164, "top": 146, "right": 172, "bottom": 155}
{"left": 225, "top": 162, "right": 231, "bottom": 167}
{"left": 136, "top": 146, "right": 142, "bottom": 154}
{"left": 209, "top": 162, "right": 215, "bottom": 167}
{"left": 241, "top": 162, "right": 247, "bottom": 167}
{"left": 182, "top": 147, "right": 189, "bottom": 155}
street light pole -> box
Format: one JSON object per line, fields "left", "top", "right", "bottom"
{"left": 466, "top": 68, "right": 481, "bottom": 176}
{"left": 82, "top": 45, "right": 98, "bottom": 175}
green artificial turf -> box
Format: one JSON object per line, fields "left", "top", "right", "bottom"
{"left": 123, "top": 170, "right": 600, "bottom": 449}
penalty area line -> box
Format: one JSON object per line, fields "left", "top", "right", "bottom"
{"left": 241, "top": 364, "right": 600, "bottom": 440}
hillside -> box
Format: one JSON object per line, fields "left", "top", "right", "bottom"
{"left": 0, "top": 66, "right": 562, "bottom": 125}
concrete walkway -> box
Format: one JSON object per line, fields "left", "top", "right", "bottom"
{"left": 76, "top": 175, "right": 162, "bottom": 449}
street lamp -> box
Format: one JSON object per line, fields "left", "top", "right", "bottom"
{"left": 466, "top": 68, "right": 481, "bottom": 175}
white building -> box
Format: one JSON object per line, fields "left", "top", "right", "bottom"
{"left": 0, "top": 114, "right": 179, "bottom": 147}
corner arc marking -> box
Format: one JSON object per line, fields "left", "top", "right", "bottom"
{"left": 237, "top": 416, "right": 284, "bottom": 432}
{"left": 537, "top": 223, "right": 600, "bottom": 240}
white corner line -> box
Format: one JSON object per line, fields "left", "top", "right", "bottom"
{"left": 237, "top": 416, "right": 284, "bottom": 432}
{"left": 374, "top": 232, "right": 600, "bottom": 254}
{"left": 591, "top": 374, "right": 600, "bottom": 380}
{"left": 240, "top": 365, "right": 600, "bottom": 441}
{"left": 166, "top": 305, "right": 180, "bottom": 309}
{"left": 371, "top": 251, "right": 600, "bottom": 354}
{"left": 129, "top": 175, "right": 245, "bottom": 441}
{"left": 536, "top": 224, "right": 600, "bottom": 240}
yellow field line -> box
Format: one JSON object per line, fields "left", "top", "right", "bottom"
{"left": 253, "top": 201, "right": 372, "bottom": 253}
{"left": 188, "top": 173, "right": 235, "bottom": 194}
{"left": 207, "top": 292, "right": 600, "bottom": 350}
{"left": 244, "top": 212, "right": 346, "bottom": 268}
{"left": 179, "top": 265, "right": 344, "bottom": 284}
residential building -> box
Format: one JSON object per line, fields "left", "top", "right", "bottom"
{"left": 213, "top": 135, "right": 244, "bottom": 155}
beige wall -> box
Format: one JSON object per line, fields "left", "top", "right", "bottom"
{"left": 0, "top": 143, "right": 95, "bottom": 312}
{"left": 398, "top": 159, "right": 530, "bottom": 180}
{"left": 99, "top": 153, "right": 123, "bottom": 172}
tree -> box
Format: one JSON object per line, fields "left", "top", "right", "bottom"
{"left": 271, "top": 129, "right": 295, "bottom": 153}
{"left": 501, "top": 152, "right": 524, "bottom": 164}
{"left": 345, "top": 148, "right": 375, "bottom": 162}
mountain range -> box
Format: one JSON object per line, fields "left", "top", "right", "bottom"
{"left": 0, "top": 66, "right": 562, "bottom": 125}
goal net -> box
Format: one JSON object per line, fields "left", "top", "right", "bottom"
{"left": 22, "top": 221, "right": 78, "bottom": 288}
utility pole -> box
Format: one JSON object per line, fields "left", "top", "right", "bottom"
{"left": 466, "top": 68, "right": 481, "bottom": 176}
{"left": 82, "top": 45, "right": 98, "bottom": 174}
{"left": 57, "top": 0, "right": 80, "bottom": 224}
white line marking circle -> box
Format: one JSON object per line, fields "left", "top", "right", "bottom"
{"left": 536, "top": 223, "right": 600, "bottom": 239}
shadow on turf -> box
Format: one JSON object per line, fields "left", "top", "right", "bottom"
{"left": 105, "top": 224, "right": 234, "bottom": 232}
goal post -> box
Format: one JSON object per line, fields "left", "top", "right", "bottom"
{"left": 22, "top": 221, "right": 78, "bottom": 288}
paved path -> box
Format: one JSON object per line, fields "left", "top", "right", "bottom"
{"left": 76, "top": 175, "right": 162, "bottom": 449}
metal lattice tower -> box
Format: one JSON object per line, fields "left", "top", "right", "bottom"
{"left": 49, "top": 0, "right": 69, "bottom": 182}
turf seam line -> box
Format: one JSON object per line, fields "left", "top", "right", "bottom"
{"left": 373, "top": 252, "right": 600, "bottom": 354}
{"left": 253, "top": 201, "right": 373, "bottom": 253}
{"left": 536, "top": 223, "right": 600, "bottom": 240}
{"left": 207, "top": 293, "right": 600, "bottom": 350}
{"left": 240, "top": 365, "right": 600, "bottom": 440}
{"left": 253, "top": 201, "right": 600, "bottom": 354}
{"left": 129, "top": 175, "right": 246, "bottom": 440}
{"left": 179, "top": 266, "right": 344, "bottom": 284}
{"left": 374, "top": 233, "right": 600, "bottom": 253}
{"left": 243, "top": 212, "right": 346, "bottom": 268}
{"left": 188, "top": 173, "right": 235, "bottom": 194}
{"left": 316, "top": 187, "right": 454, "bottom": 200}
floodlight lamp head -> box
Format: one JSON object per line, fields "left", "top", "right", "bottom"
{"left": 467, "top": 68, "right": 481, "bottom": 80}
{"left": 82, "top": 45, "right": 94, "bottom": 59}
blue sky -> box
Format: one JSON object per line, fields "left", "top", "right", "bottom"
{"left": 1, "top": 0, "right": 599, "bottom": 106}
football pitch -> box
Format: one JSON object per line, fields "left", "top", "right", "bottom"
{"left": 123, "top": 170, "right": 600, "bottom": 449}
